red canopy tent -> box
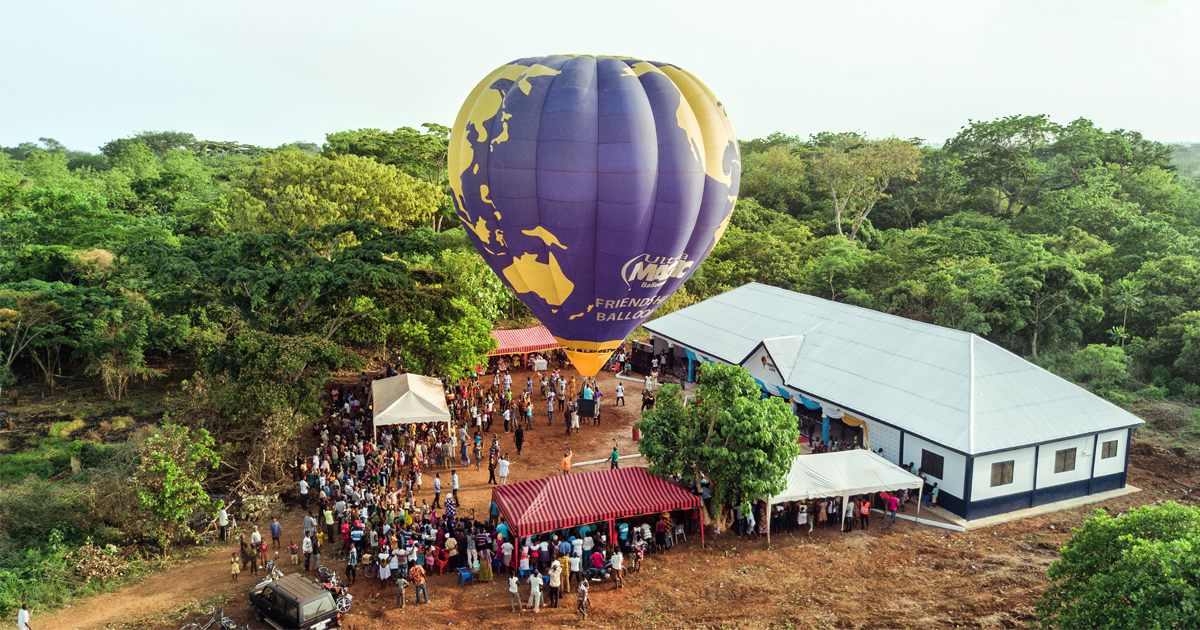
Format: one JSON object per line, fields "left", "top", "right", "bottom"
{"left": 491, "top": 467, "right": 703, "bottom": 544}
{"left": 489, "top": 326, "right": 560, "bottom": 371}
{"left": 489, "top": 326, "right": 559, "bottom": 355}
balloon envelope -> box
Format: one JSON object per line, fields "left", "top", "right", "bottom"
{"left": 449, "top": 55, "right": 740, "bottom": 375}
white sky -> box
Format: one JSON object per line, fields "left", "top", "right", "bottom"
{"left": 1, "top": 0, "right": 1197, "bottom": 152}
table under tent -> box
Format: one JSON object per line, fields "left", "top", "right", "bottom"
{"left": 489, "top": 326, "right": 560, "bottom": 372}
{"left": 491, "top": 467, "right": 704, "bottom": 567}
{"left": 768, "top": 449, "right": 925, "bottom": 533}
{"left": 371, "top": 373, "right": 451, "bottom": 438}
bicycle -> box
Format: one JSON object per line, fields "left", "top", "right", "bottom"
{"left": 363, "top": 554, "right": 380, "bottom": 579}
{"left": 180, "top": 606, "right": 236, "bottom": 630}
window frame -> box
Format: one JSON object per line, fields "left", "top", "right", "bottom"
{"left": 1101, "top": 440, "right": 1118, "bottom": 459}
{"left": 920, "top": 449, "right": 945, "bottom": 480}
{"left": 1053, "top": 448, "right": 1076, "bottom": 473}
{"left": 990, "top": 460, "right": 1014, "bottom": 487}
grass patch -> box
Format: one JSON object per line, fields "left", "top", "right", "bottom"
{"left": 101, "top": 416, "right": 133, "bottom": 432}
{"left": 49, "top": 419, "right": 86, "bottom": 438}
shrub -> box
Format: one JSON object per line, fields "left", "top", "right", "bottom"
{"left": 1038, "top": 502, "right": 1200, "bottom": 629}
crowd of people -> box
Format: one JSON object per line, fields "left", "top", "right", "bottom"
{"left": 253, "top": 347, "right": 668, "bottom": 615}
{"left": 218, "top": 345, "right": 939, "bottom": 621}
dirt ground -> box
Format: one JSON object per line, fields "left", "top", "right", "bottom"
{"left": 35, "top": 367, "right": 1200, "bottom": 630}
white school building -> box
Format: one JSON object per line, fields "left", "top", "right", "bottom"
{"left": 644, "top": 283, "right": 1143, "bottom": 521}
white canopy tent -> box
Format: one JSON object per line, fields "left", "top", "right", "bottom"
{"left": 769, "top": 449, "right": 925, "bottom": 533}
{"left": 372, "top": 374, "right": 450, "bottom": 430}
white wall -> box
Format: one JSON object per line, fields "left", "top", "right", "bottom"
{"left": 901, "top": 433, "right": 965, "bottom": 498}
{"left": 863, "top": 418, "right": 901, "bottom": 465}
{"left": 1093, "top": 428, "right": 1128, "bottom": 478}
{"left": 742, "top": 344, "right": 786, "bottom": 389}
{"left": 1035, "top": 434, "right": 1095, "bottom": 489}
{"left": 971, "top": 446, "right": 1036, "bottom": 501}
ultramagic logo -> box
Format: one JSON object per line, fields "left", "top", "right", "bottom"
{"left": 621, "top": 253, "right": 696, "bottom": 289}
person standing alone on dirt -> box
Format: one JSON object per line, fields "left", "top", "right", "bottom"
{"left": 561, "top": 449, "right": 572, "bottom": 476}
{"left": 498, "top": 454, "right": 510, "bottom": 485}
{"left": 270, "top": 517, "right": 282, "bottom": 550}
{"left": 610, "top": 443, "right": 620, "bottom": 470}
{"left": 17, "top": 604, "right": 32, "bottom": 630}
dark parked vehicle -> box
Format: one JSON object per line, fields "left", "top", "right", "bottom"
{"left": 248, "top": 574, "right": 340, "bottom": 630}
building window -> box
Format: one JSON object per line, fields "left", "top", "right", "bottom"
{"left": 921, "top": 449, "right": 944, "bottom": 479}
{"left": 990, "top": 461, "right": 1014, "bottom": 487}
{"left": 1054, "top": 448, "right": 1076, "bottom": 473}
{"left": 1101, "top": 440, "right": 1118, "bottom": 459}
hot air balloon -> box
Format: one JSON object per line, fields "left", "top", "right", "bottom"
{"left": 449, "top": 55, "right": 740, "bottom": 376}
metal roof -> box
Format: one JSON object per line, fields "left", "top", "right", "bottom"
{"left": 267, "top": 574, "right": 331, "bottom": 603}
{"left": 644, "top": 283, "right": 1143, "bottom": 455}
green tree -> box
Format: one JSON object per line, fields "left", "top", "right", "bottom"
{"left": 1002, "top": 248, "right": 1103, "bottom": 358}
{"left": 1072, "top": 344, "right": 1129, "bottom": 386}
{"left": 636, "top": 363, "right": 800, "bottom": 531}
{"left": 1109, "top": 278, "right": 1144, "bottom": 347}
{"left": 135, "top": 424, "right": 220, "bottom": 556}
{"left": 802, "top": 236, "right": 866, "bottom": 303}
{"left": 395, "top": 299, "right": 496, "bottom": 378}
{"left": 1037, "top": 502, "right": 1200, "bottom": 629}
{"left": 737, "top": 146, "right": 810, "bottom": 216}
{"left": 228, "top": 152, "right": 444, "bottom": 235}
{"left": 945, "top": 115, "right": 1119, "bottom": 216}
{"left": 808, "top": 134, "right": 923, "bottom": 241}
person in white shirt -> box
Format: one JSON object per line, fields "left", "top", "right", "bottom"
{"left": 302, "top": 535, "right": 313, "bottom": 571}
{"left": 217, "top": 506, "right": 229, "bottom": 540}
{"left": 497, "top": 456, "right": 510, "bottom": 485}
{"left": 610, "top": 550, "right": 625, "bottom": 587}
{"left": 17, "top": 604, "right": 32, "bottom": 630}
{"left": 527, "top": 570, "right": 543, "bottom": 612}
{"left": 615, "top": 383, "right": 625, "bottom": 406}
{"left": 299, "top": 478, "right": 309, "bottom": 510}
{"left": 502, "top": 540, "right": 514, "bottom": 569}
{"left": 568, "top": 552, "right": 582, "bottom": 587}
{"left": 250, "top": 525, "right": 262, "bottom": 546}
{"left": 509, "top": 574, "right": 523, "bottom": 613}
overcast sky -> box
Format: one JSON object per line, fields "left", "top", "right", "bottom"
{"left": 2, "top": 0, "right": 1197, "bottom": 152}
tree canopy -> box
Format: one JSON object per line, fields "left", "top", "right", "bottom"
{"left": 1037, "top": 502, "right": 1200, "bottom": 629}
{"left": 637, "top": 363, "right": 800, "bottom": 530}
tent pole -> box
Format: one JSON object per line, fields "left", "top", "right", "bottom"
{"left": 842, "top": 494, "right": 849, "bottom": 532}
{"left": 916, "top": 479, "right": 924, "bottom": 521}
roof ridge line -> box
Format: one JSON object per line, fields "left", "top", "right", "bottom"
{"left": 968, "top": 334, "right": 976, "bottom": 453}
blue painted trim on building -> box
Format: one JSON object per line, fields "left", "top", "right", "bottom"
{"left": 962, "top": 472, "right": 1128, "bottom": 520}
{"left": 935, "top": 490, "right": 966, "bottom": 518}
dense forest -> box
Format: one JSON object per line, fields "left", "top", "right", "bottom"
{"left": 1, "top": 116, "right": 1199, "bottom": 612}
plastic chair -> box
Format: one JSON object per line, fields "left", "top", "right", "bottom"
{"left": 517, "top": 566, "right": 532, "bottom": 580}
{"left": 456, "top": 566, "right": 475, "bottom": 587}
{"left": 674, "top": 524, "right": 687, "bottom": 543}
{"left": 434, "top": 550, "right": 450, "bottom": 575}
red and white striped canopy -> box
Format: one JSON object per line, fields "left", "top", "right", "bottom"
{"left": 491, "top": 467, "right": 702, "bottom": 538}
{"left": 489, "top": 326, "right": 559, "bottom": 356}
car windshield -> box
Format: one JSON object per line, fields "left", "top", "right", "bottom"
{"left": 301, "top": 594, "right": 335, "bottom": 620}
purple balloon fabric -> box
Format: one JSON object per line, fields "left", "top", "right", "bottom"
{"left": 448, "top": 55, "right": 740, "bottom": 373}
